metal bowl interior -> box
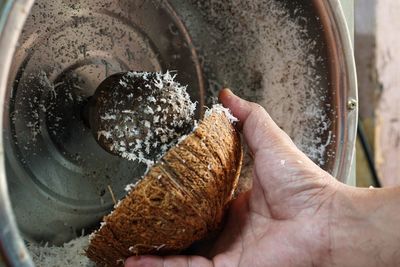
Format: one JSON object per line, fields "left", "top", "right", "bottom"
{"left": 0, "top": 0, "right": 357, "bottom": 265}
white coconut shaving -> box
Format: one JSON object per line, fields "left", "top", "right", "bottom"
{"left": 124, "top": 179, "right": 142, "bottom": 192}
{"left": 204, "top": 104, "right": 238, "bottom": 123}
{"left": 187, "top": 0, "right": 334, "bottom": 166}
{"left": 27, "top": 236, "right": 94, "bottom": 267}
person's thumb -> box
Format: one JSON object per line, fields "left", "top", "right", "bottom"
{"left": 125, "top": 255, "right": 214, "bottom": 267}
{"left": 219, "top": 88, "right": 301, "bottom": 157}
{"left": 219, "top": 89, "right": 334, "bottom": 219}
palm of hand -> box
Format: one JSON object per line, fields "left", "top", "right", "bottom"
{"left": 211, "top": 146, "right": 335, "bottom": 267}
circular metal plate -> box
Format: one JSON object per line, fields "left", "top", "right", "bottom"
{"left": 5, "top": 0, "right": 204, "bottom": 245}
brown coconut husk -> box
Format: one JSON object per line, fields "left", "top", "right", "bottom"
{"left": 86, "top": 110, "right": 243, "bottom": 267}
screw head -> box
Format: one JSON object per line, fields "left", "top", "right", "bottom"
{"left": 347, "top": 98, "right": 357, "bottom": 111}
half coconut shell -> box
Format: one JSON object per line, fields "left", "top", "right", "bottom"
{"left": 86, "top": 109, "right": 243, "bottom": 266}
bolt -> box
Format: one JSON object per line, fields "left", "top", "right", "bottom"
{"left": 347, "top": 98, "right": 357, "bottom": 111}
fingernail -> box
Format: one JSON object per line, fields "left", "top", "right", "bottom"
{"left": 223, "top": 88, "right": 233, "bottom": 95}
{"left": 219, "top": 88, "right": 233, "bottom": 100}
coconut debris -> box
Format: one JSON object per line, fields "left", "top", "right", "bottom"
{"left": 27, "top": 236, "right": 94, "bottom": 267}
{"left": 188, "top": 0, "right": 334, "bottom": 166}
{"left": 204, "top": 104, "right": 238, "bottom": 123}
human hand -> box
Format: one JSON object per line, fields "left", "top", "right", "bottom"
{"left": 125, "top": 89, "right": 400, "bottom": 267}
{"left": 125, "top": 89, "right": 338, "bottom": 267}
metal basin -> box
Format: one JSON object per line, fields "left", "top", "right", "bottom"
{"left": 0, "top": 0, "right": 357, "bottom": 266}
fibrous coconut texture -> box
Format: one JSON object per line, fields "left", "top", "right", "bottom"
{"left": 90, "top": 71, "right": 197, "bottom": 168}
{"left": 86, "top": 108, "right": 242, "bottom": 266}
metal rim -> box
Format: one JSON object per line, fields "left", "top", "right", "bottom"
{"left": 0, "top": 0, "right": 357, "bottom": 266}
{"left": 326, "top": 0, "right": 358, "bottom": 183}
{"left": 0, "top": 0, "right": 35, "bottom": 265}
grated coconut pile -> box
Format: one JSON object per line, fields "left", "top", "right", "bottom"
{"left": 27, "top": 236, "right": 94, "bottom": 267}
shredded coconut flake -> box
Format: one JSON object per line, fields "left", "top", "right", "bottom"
{"left": 27, "top": 236, "right": 94, "bottom": 267}
{"left": 188, "top": 0, "right": 333, "bottom": 166}
{"left": 124, "top": 179, "right": 142, "bottom": 193}
{"left": 205, "top": 104, "right": 238, "bottom": 123}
